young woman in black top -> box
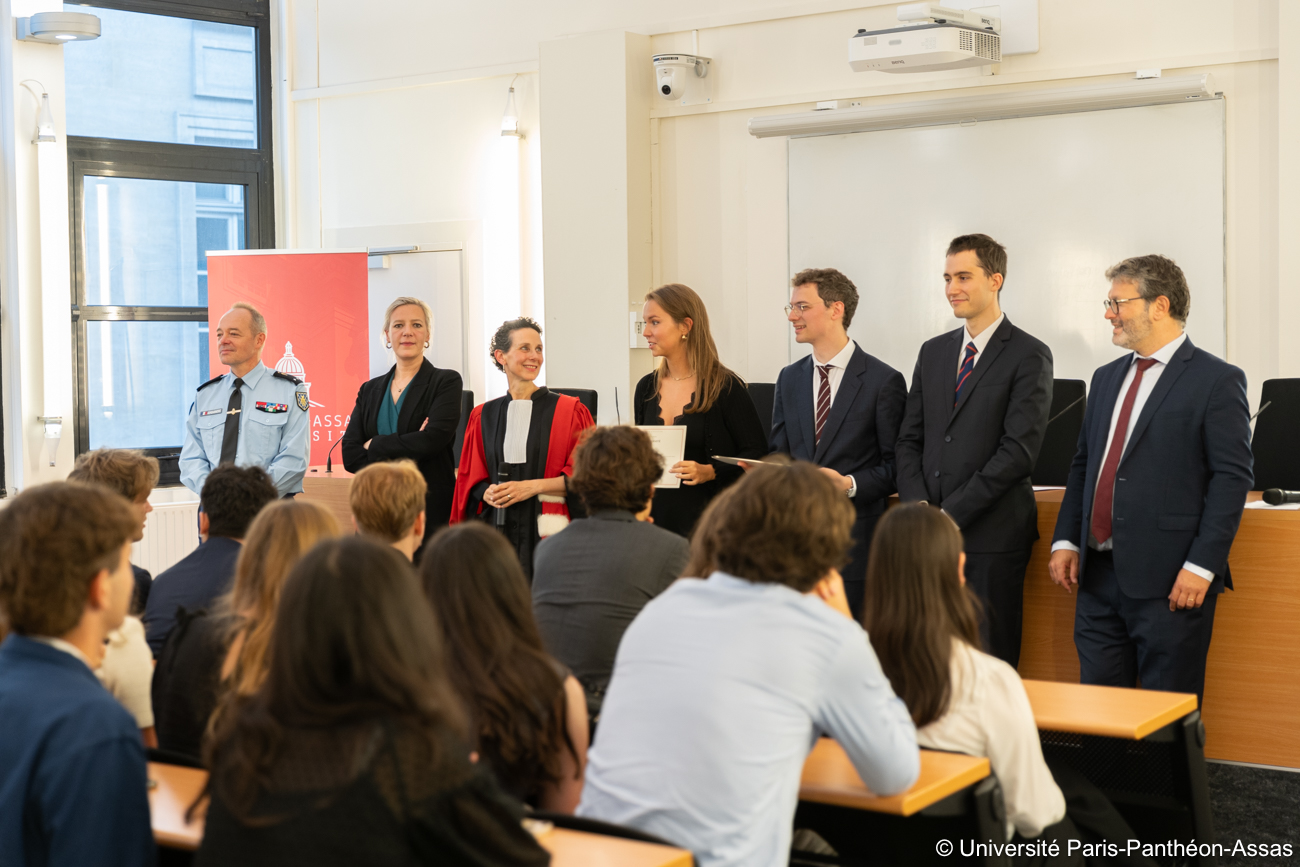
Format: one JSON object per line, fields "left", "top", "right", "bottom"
{"left": 196, "top": 537, "right": 547, "bottom": 866}
{"left": 634, "top": 283, "right": 768, "bottom": 537}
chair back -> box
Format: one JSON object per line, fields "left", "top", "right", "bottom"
{"left": 551, "top": 387, "right": 598, "bottom": 420}
{"left": 1251, "top": 378, "right": 1300, "bottom": 490}
{"left": 452, "top": 389, "right": 474, "bottom": 469}
{"left": 529, "top": 811, "right": 694, "bottom": 864}
{"left": 747, "top": 382, "right": 776, "bottom": 441}
{"left": 1032, "top": 379, "right": 1086, "bottom": 487}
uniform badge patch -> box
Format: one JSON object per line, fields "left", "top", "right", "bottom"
{"left": 200, "top": 408, "right": 224, "bottom": 417}
{"left": 256, "top": 402, "right": 289, "bottom": 413}
{"left": 296, "top": 392, "right": 309, "bottom": 412}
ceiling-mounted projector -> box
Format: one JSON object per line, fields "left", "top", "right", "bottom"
{"left": 850, "top": 3, "right": 1000, "bottom": 74}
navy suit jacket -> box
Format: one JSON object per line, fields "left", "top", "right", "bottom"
{"left": 1052, "top": 336, "right": 1253, "bottom": 599}
{"left": 142, "top": 535, "right": 242, "bottom": 656}
{"left": 896, "top": 316, "right": 1054, "bottom": 553}
{"left": 0, "top": 636, "right": 154, "bottom": 866}
{"left": 770, "top": 343, "right": 907, "bottom": 520}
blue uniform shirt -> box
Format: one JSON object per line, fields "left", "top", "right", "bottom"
{"left": 180, "top": 361, "right": 310, "bottom": 497}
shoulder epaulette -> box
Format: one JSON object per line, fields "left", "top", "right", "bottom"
{"left": 196, "top": 375, "right": 225, "bottom": 393}
{"left": 273, "top": 371, "right": 304, "bottom": 386}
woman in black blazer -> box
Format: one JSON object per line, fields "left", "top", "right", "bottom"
{"left": 341, "top": 297, "right": 463, "bottom": 537}
{"left": 634, "top": 283, "right": 767, "bottom": 537}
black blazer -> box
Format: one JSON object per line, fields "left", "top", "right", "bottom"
{"left": 896, "top": 316, "right": 1054, "bottom": 553}
{"left": 341, "top": 359, "right": 463, "bottom": 531}
{"left": 770, "top": 343, "right": 906, "bottom": 520}
{"left": 1051, "top": 337, "right": 1253, "bottom": 599}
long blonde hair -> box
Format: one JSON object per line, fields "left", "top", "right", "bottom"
{"left": 221, "top": 500, "right": 341, "bottom": 697}
{"left": 645, "top": 283, "right": 736, "bottom": 414}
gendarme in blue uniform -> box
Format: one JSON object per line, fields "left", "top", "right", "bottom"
{"left": 180, "top": 361, "right": 310, "bottom": 497}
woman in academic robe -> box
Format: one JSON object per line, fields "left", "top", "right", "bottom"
{"left": 450, "top": 317, "right": 594, "bottom": 579}
{"left": 341, "top": 296, "right": 463, "bottom": 539}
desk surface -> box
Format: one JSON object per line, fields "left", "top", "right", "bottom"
{"left": 799, "top": 742, "right": 989, "bottom": 816}
{"left": 1023, "top": 679, "right": 1198, "bottom": 740}
{"left": 148, "top": 764, "right": 692, "bottom": 866}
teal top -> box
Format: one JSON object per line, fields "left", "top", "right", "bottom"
{"left": 376, "top": 379, "right": 408, "bottom": 436}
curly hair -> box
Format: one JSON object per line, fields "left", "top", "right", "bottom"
{"left": 490, "top": 317, "right": 542, "bottom": 372}
{"left": 570, "top": 426, "right": 662, "bottom": 513}
{"left": 792, "top": 268, "right": 860, "bottom": 329}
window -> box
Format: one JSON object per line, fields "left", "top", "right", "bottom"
{"left": 66, "top": 0, "right": 273, "bottom": 486}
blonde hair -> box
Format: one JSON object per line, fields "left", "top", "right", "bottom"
{"left": 68, "top": 448, "right": 160, "bottom": 502}
{"left": 229, "top": 302, "right": 267, "bottom": 336}
{"left": 221, "top": 500, "right": 341, "bottom": 698}
{"left": 644, "top": 283, "right": 736, "bottom": 414}
{"left": 383, "top": 296, "right": 434, "bottom": 337}
{"left": 349, "top": 460, "right": 428, "bottom": 542}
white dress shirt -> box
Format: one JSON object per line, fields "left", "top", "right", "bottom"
{"left": 956, "top": 312, "right": 1005, "bottom": 379}
{"left": 918, "top": 640, "right": 1066, "bottom": 841}
{"left": 811, "top": 339, "right": 861, "bottom": 497}
{"left": 97, "top": 616, "right": 155, "bottom": 729}
{"left": 1051, "top": 331, "right": 1212, "bottom": 581}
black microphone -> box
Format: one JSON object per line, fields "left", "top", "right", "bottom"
{"left": 325, "top": 435, "right": 345, "bottom": 473}
{"left": 1262, "top": 489, "right": 1300, "bottom": 506}
{"left": 495, "top": 465, "right": 510, "bottom": 527}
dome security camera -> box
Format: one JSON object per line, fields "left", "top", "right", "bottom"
{"left": 652, "top": 54, "right": 712, "bottom": 105}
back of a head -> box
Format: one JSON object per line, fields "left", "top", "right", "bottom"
{"left": 688, "top": 460, "right": 854, "bottom": 592}
{"left": 225, "top": 500, "right": 342, "bottom": 695}
{"left": 67, "top": 448, "right": 160, "bottom": 502}
{"left": 569, "top": 426, "right": 662, "bottom": 514}
{"left": 0, "top": 483, "right": 137, "bottom": 637}
{"left": 350, "top": 460, "right": 427, "bottom": 542}
{"left": 201, "top": 465, "right": 279, "bottom": 539}
{"left": 862, "top": 503, "right": 981, "bottom": 727}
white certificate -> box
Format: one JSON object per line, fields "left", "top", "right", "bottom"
{"left": 638, "top": 425, "right": 687, "bottom": 489}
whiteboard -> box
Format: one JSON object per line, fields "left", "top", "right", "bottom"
{"left": 788, "top": 99, "right": 1226, "bottom": 384}
{"left": 367, "top": 250, "right": 467, "bottom": 378}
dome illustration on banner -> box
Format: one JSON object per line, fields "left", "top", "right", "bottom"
{"left": 275, "top": 342, "right": 324, "bottom": 407}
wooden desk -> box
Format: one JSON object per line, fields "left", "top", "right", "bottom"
{"left": 147, "top": 762, "right": 206, "bottom": 851}
{"left": 148, "top": 764, "right": 692, "bottom": 866}
{"left": 540, "top": 828, "right": 692, "bottom": 867}
{"left": 799, "top": 741, "right": 989, "bottom": 816}
{"left": 1023, "top": 679, "right": 1197, "bottom": 740}
{"left": 1019, "top": 489, "right": 1300, "bottom": 768}
{"left": 299, "top": 465, "right": 353, "bottom": 531}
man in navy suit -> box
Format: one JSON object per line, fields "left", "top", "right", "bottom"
{"left": 770, "top": 268, "right": 907, "bottom": 618}
{"left": 896, "top": 235, "right": 1054, "bottom": 667}
{"left": 1049, "top": 255, "right": 1252, "bottom": 700}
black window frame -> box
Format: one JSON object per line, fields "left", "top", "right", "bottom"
{"left": 67, "top": 0, "right": 274, "bottom": 487}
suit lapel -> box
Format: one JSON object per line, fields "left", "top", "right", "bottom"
{"left": 814, "top": 346, "right": 865, "bottom": 463}
{"left": 1120, "top": 337, "right": 1195, "bottom": 465}
{"left": 793, "top": 355, "right": 817, "bottom": 455}
{"left": 395, "top": 360, "right": 432, "bottom": 432}
{"left": 935, "top": 328, "right": 963, "bottom": 422}
{"left": 948, "top": 317, "right": 1013, "bottom": 425}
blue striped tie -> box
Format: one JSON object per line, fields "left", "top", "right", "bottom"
{"left": 954, "top": 342, "right": 977, "bottom": 405}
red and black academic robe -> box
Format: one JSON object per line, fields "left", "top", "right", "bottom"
{"left": 450, "top": 388, "right": 594, "bottom": 578}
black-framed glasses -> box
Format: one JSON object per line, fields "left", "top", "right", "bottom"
{"left": 1102, "top": 296, "right": 1145, "bottom": 314}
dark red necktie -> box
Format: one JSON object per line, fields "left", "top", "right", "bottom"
{"left": 1091, "top": 358, "right": 1158, "bottom": 544}
{"left": 814, "top": 365, "right": 832, "bottom": 445}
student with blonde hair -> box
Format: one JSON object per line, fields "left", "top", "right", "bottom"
{"left": 349, "top": 459, "right": 427, "bottom": 561}
{"left": 152, "top": 500, "right": 341, "bottom": 761}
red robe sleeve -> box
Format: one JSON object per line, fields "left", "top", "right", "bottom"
{"left": 450, "top": 405, "right": 488, "bottom": 524}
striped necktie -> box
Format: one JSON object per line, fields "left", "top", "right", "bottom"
{"left": 815, "top": 365, "right": 832, "bottom": 445}
{"left": 954, "top": 342, "right": 977, "bottom": 405}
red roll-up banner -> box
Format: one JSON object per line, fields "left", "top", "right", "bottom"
{"left": 206, "top": 250, "right": 369, "bottom": 467}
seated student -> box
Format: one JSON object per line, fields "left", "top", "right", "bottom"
{"left": 68, "top": 448, "right": 160, "bottom": 612}
{"left": 349, "top": 459, "right": 426, "bottom": 561}
{"left": 143, "top": 465, "right": 278, "bottom": 655}
{"left": 0, "top": 483, "right": 154, "bottom": 865}
{"left": 68, "top": 448, "right": 161, "bottom": 745}
{"left": 862, "top": 503, "right": 1153, "bottom": 865}
{"left": 579, "top": 461, "right": 919, "bottom": 867}
{"left": 152, "top": 500, "right": 340, "bottom": 762}
{"left": 197, "top": 536, "right": 548, "bottom": 867}
{"left": 532, "top": 425, "right": 688, "bottom": 720}
{"left": 420, "top": 524, "right": 588, "bottom": 813}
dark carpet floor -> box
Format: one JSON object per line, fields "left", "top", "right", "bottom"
{"left": 1207, "top": 762, "right": 1300, "bottom": 865}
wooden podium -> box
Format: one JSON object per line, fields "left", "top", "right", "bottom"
{"left": 299, "top": 465, "right": 354, "bottom": 532}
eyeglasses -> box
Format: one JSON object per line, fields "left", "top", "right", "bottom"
{"left": 784, "top": 303, "right": 818, "bottom": 315}
{"left": 1102, "top": 296, "right": 1145, "bottom": 315}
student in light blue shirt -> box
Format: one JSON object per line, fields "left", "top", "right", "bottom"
{"left": 579, "top": 460, "right": 919, "bottom": 867}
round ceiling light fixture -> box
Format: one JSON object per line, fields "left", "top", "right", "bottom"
{"left": 16, "top": 11, "right": 102, "bottom": 43}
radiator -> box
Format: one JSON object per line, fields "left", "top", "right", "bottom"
{"left": 132, "top": 501, "right": 201, "bottom": 577}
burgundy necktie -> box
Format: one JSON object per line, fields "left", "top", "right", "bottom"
{"left": 954, "top": 342, "right": 977, "bottom": 405}
{"left": 1091, "top": 358, "right": 1158, "bottom": 544}
{"left": 815, "top": 365, "right": 832, "bottom": 445}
